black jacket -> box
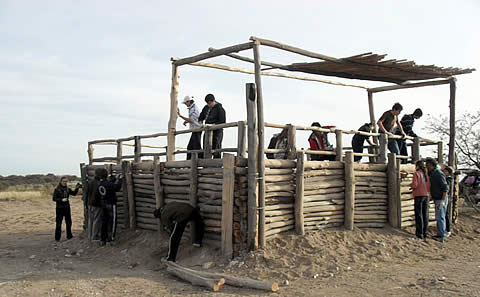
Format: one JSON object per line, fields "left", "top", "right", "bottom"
{"left": 395, "top": 114, "right": 417, "bottom": 137}
{"left": 87, "top": 177, "right": 122, "bottom": 207}
{"left": 52, "top": 185, "right": 79, "bottom": 209}
{"left": 429, "top": 167, "right": 449, "bottom": 200}
{"left": 352, "top": 123, "right": 371, "bottom": 147}
{"left": 160, "top": 202, "right": 196, "bottom": 229}
{"left": 198, "top": 102, "right": 226, "bottom": 125}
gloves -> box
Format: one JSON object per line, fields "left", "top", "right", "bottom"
{"left": 62, "top": 198, "right": 69, "bottom": 202}
{"left": 436, "top": 200, "right": 445, "bottom": 210}
{"left": 75, "top": 183, "right": 82, "bottom": 189}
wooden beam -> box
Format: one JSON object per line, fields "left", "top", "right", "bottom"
{"left": 344, "top": 152, "right": 354, "bottom": 230}
{"left": 295, "top": 152, "right": 305, "bottom": 235}
{"left": 88, "top": 143, "right": 94, "bottom": 165}
{"left": 124, "top": 161, "right": 136, "bottom": 229}
{"left": 121, "top": 161, "right": 130, "bottom": 229}
{"left": 335, "top": 130, "right": 343, "bottom": 162}
{"left": 246, "top": 83, "right": 258, "bottom": 251}
{"left": 378, "top": 133, "right": 387, "bottom": 164}
{"left": 221, "top": 154, "right": 235, "bottom": 259}
{"left": 134, "top": 136, "right": 141, "bottom": 163}
{"left": 116, "top": 140, "right": 123, "bottom": 164}
{"left": 448, "top": 78, "right": 456, "bottom": 166}
{"left": 387, "top": 153, "right": 398, "bottom": 228}
{"left": 253, "top": 42, "right": 266, "bottom": 249}
{"left": 204, "top": 128, "right": 213, "bottom": 159}
{"left": 237, "top": 121, "right": 247, "bottom": 158}
{"left": 286, "top": 124, "right": 296, "bottom": 160}
{"left": 173, "top": 42, "right": 253, "bottom": 66}
{"left": 167, "top": 64, "right": 179, "bottom": 161}
{"left": 368, "top": 79, "right": 451, "bottom": 93}
{"left": 437, "top": 141, "right": 444, "bottom": 164}
{"left": 153, "top": 157, "right": 164, "bottom": 232}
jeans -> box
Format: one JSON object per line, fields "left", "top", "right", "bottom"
{"left": 414, "top": 196, "right": 429, "bottom": 239}
{"left": 396, "top": 139, "right": 408, "bottom": 163}
{"left": 434, "top": 197, "right": 448, "bottom": 238}
{"left": 388, "top": 139, "right": 400, "bottom": 154}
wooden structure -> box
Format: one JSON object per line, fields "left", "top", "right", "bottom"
{"left": 82, "top": 37, "right": 474, "bottom": 258}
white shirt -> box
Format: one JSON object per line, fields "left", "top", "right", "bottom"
{"left": 188, "top": 103, "right": 200, "bottom": 129}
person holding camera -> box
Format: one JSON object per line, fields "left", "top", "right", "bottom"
{"left": 52, "top": 176, "right": 81, "bottom": 242}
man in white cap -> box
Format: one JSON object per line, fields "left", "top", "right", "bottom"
{"left": 178, "top": 96, "right": 201, "bottom": 159}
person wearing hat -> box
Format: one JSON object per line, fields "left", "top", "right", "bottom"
{"left": 178, "top": 96, "right": 201, "bottom": 160}
{"left": 198, "top": 94, "right": 226, "bottom": 158}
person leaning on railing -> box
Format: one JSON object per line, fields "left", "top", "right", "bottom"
{"left": 377, "top": 102, "right": 406, "bottom": 155}
{"left": 351, "top": 123, "right": 375, "bottom": 162}
{"left": 266, "top": 128, "right": 288, "bottom": 159}
{"left": 198, "top": 94, "right": 226, "bottom": 159}
{"left": 178, "top": 95, "right": 201, "bottom": 160}
{"left": 308, "top": 122, "right": 336, "bottom": 161}
{"left": 394, "top": 108, "right": 423, "bottom": 163}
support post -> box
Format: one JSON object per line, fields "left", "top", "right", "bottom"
{"left": 221, "top": 153, "right": 235, "bottom": 259}
{"left": 286, "top": 124, "right": 296, "bottom": 160}
{"left": 79, "top": 163, "right": 88, "bottom": 230}
{"left": 204, "top": 128, "right": 213, "bottom": 159}
{"left": 412, "top": 137, "right": 420, "bottom": 163}
{"left": 124, "top": 161, "right": 136, "bottom": 229}
{"left": 121, "top": 161, "right": 132, "bottom": 229}
{"left": 189, "top": 153, "right": 199, "bottom": 243}
{"left": 153, "top": 157, "right": 164, "bottom": 232}
{"left": 237, "top": 121, "right": 247, "bottom": 158}
{"left": 378, "top": 133, "right": 387, "bottom": 164}
{"left": 167, "top": 64, "right": 179, "bottom": 161}
{"left": 253, "top": 42, "right": 266, "bottom": 249}
{"left": 134, "top": 136, "right": 141, "bottom": 163}
{"left": 395, "top": 159, "right": 402, "bottom": 228}
{"left": 387, "top": 153, "right": 399, "bottom": 228}
{"left": 335, "top": 130, "right": 343, "bottom": 162}
{"left": 437, "top": 142, "right": 444, "bottom": 164}
{"left": 344, "top": 151, "right": 355, "bottom": 230}
{"left": 367, "top": 90, "right": 379, "bottom": 161}
{"left": 116, "top": 140, "right": 123, "bottom": 164}
{"left": 448, "top": 78, "right": 456, "bottom": 166}
{"left": 246, "top": 83, "right": 258, "bottom": 251}
{"left": 295, "top": 152, "right": 305, "bottom": 235}
{"left": 88, "top": 143, "right": 94, "bottom": 165}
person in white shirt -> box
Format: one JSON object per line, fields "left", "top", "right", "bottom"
{"left": 178, "top": 96, "right": 201, "bottom": 159}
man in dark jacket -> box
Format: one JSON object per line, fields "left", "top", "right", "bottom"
{"left": 153, "top": 202, "right": 204, "bottom": 262}
{"left": 351, "top": 123, "right": 375, "bottom": 162}
{"left": 198, "top": 94, "right": 226, "bottom": 159}
{"left": 52, "top": 177, "right": 81, "bottom": 241}
{"left": 97, "top": 171, "right": 123, "bottom": 246}
{"left": 426, "top": 157, "right": 449, "bottom": 242}
{"left": 86, "top": 168, "right": 104, "bottom": 241}
{"left": 395, "top": 108, "right": 423, "bottom": 163}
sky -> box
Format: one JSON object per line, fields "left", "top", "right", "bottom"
{"left": 1, "top": 0, "right": 479, "bottom": 176}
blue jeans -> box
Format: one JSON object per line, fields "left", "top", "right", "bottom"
{"left": 434, "top": 197, "right": 448, "bottom": 238}
{"left": 388, "top": 139, "right": 400, "bottom": 154}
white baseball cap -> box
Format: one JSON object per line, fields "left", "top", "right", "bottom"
{"left": 182, "top": 96, "right": 193, "bottom": 104}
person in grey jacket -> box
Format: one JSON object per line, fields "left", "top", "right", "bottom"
{"left": 425, "top": 157, "right": 449, "bottom": 242}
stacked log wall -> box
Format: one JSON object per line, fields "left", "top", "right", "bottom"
{"left": 354, "top": 163, "right": 388, "bottom": 228}
{"left": 303, "top": 161, "right": 345, "bottom": 231}
{"left": 131, "top": 162, "right": 157, "bottom": 231}
{"left": 233, "top": 158, "right": 248, "bottom": 256}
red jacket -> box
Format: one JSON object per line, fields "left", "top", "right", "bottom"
{"left": 410, "top": 170, "right": 430, "bottom": 197}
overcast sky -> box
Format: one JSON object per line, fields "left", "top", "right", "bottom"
{"left": 1, "top": 0, "right": 478, "bottom": 176}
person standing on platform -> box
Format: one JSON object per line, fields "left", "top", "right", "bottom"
{"left": 198, "top": 94, "right": 226, "bottom": 159}
{"left": 394, "top": 108, "right": 423, "bottom": 163}
{"left": 178, "top": 96, "right": 201, "bottom": 160}
{"left": 377, "top": 103, "right": 406, "bottom": 155}
{"left": 52, "top": 176, "right": 81, "bottom": 242}
{"left": 351, "top": 123, "right": 375, "bottom": 162}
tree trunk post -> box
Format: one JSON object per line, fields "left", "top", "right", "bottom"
{"left": 116, "top": 140, "right": 123, "bottom": 164}
{"left": 335, "top": 130, "right": 343, "bottom": 162}
{"left": 153, "top": 156, "right": 164, "bottom": 232}
{"left": 387, "top": 153, "right": 399, "bottom": 228}
{"left": 437, "top": 141, "right": 444, "bottom": 164}
{"left": 378, "top": 133, "right": 387, "bottom": 164}
{"left": 246, "top": 83, "right": 258, "bottom": 251}
{"left": 221, "top": 153, "right": 235, "bottom": 259}
{"left": 121, "top": 161, "right": 131, "bottom": 229}
{"left": 125, "top": 161, "right": 136, "bottom": 229}
{"left": 295, "top": 151, "right": 305, "bottom": 235}
{"left": 412, "top": 137, "right": 420, "bottom": 163}
{"left": 237, "top": 121, "right": 247, "bottom": 158}
{"left": 344, "top": 151, "right": 355, "bottom": 230}
{"left": 134, "top": 136, "right": 141, "bottom": 163}
{"left": 286, "top": 124, "right": 296, "bottom": 160}
{"left": 79, "top": 163, "right": 88, "bottom": 230}
{"left": 204, "top": 128, "right": 213, "bottom": 159}
{"left": 167, "top": 64, "right": 179, "bottom": 161}
{"left": 189, "top": 153, "right": 199, "bottom": 242}
{"left": 448, "top": 78, "right": 456, "bottom": 167}
{"left": 88, "top": 143, "right": 94, "bottom": 165}
{"left": 367, "top": 90, "right": 379, "bottom": 161}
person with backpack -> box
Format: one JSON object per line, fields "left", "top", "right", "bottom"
{"left": 97, "top": 171, "right": 123, "bottom": 246}
{"left": 153, "top": 202, "right": 204, "bottom": 262}
{"left": 308, "top": 122, "right": 336, "bottom": 161}
{"left": 52, "top": 176, "right": 81, "bottom": 242}
{"left": 266, "top": 128, "right": 288, "bottom": 159}
{"left": 410, "top": 160, "right": 430, "bottom": 240}
{"left": 351, "top": 123, "right": 375, "bottom": 162}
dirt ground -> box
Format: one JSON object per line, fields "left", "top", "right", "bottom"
{"left": 1, "top": 193, "right": 480, "bottom": 297}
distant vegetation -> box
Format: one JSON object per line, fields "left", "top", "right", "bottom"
{"left": 0, "top": 174, "right": 80, "bottom": 191}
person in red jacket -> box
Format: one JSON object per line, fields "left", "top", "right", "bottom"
{"left": 410, "top": 160, "right": 430, "bottom": 240}
{"left": 308, "top": 122, "right": 336, "bottom": 161}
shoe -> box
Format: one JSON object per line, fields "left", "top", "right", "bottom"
{"left": 67, "top": 236, "right": 73, "bottom": 240}
{"left": 99, "top": 241, "right": 106, "bottom": 247}
{"left": 446, "top": 232, "right": 451, "bottom": 237}
{"left": 192, "top": 243, "right": 202, "bottom": 248}
{"left": 433, "top": 237, "right": 446, "bottom": 243}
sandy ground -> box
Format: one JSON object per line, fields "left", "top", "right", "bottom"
{"left": 1, "top": 193, "right": 480, "bottom": 297}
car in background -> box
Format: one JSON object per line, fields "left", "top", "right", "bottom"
{"left": 459, "top": 170, "right": 480, "bottom": 204}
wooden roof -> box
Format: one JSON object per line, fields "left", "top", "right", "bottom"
{"left": 283, "top": 52, "right": 475, "bottom": 84}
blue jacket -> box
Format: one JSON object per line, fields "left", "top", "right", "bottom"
{"left": 429, "top": 167, "right": 448, "bottom": 200}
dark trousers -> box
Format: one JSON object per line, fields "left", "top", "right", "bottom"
{"left": 101, "top": 204, "right": 117, "bottom": 243}
{"left": 446, "top": 196, "right": 451, "bottom": 233}
{"left": 311, "top": 154, "right": 336, "bottom": 161}
{"left": 352, "top": 140, "right": 364, "bottom": 162}
{"left": 414, "top": 196, "right": 429, "bottom": 239}
{"left": 167, "top": 209, "right": 204, "bottom": 262}
{"left": 55, "top": 207, "right": 72, "bottom": 241}
{"left": 187, "top": 132, "right": 202, "bottom": 160}
{"left": 203, "top": 129, "right": 223, "bottom": 159}
{"left": 396, "top": 139, "right": 408, "bottom": 164}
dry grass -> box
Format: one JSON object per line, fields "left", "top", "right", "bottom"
{"left": 0, "top": 191, "right": 44, "bottom": 200}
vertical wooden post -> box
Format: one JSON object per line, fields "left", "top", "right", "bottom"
{"left": 88, "top": 143, "right": 94, "bottom": 165}
{"left": 395, "top": 159, "right": 402, "bottom": 228}
{"left": 246, "top": 83, "right": 258, "bottom": 251}
{"left": 295, "top": 152, "right": 305, "bottom": 235}
{"left": 221, "top": 153, "right": 235, "bottom": 259}
{"left": 286, "top": 124, "right": 296, "bottom": 160}
{"left": 116, "top": 140, "right": 123, "bottom": 164}
{"left": 153, "top": 157, "right": 164, "bottom": 232}
{"left": 204, "top": 128, "right": 213, "bottom": 159}
{"left": 253, "top": 41, "right": 266, "bottom": 249}
{"left": 237, "top": 121, "right": 247, "bottom": 158}
{"left": 448, "top": 78, "right": 456, "bottom": 167}
{"left": 437, "top": 141, "right": 444, "bottom": 164}
{"left": 412, "top": 137, "right": 420, "bottom": 163}
{"left": 344, "top": 151, "right": 355, "bottom": 230}
{"left": 79, "top": 163, "right": 88, "bottom": 230}
{"left": 367, "top": 146, "right": 375, "bottom": 163}
{"left": 121, "top": 161, "right": 131, "bottom": 229}
{"left": 335, "top": 130, "right": 343, "bottom": 162}
{"left": 387, "top": 153, "right": 399, "bottom": 228}
{"left": 189, "top": 153, "right": 199, "bottom": 243}
{"left": 367, "top": 90, "right": 379, "bottom": 161}
{"left": 125, "top": 161, "right": 136, "bottom": 229}
{"left": 167, "top": 64, "right": 179, "bottom": 161}
{"left": 134, "top": 136, "right": 141, "bottom": 163}
{"left": 378, "top": 133, "right": 387, "bottom": 164}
